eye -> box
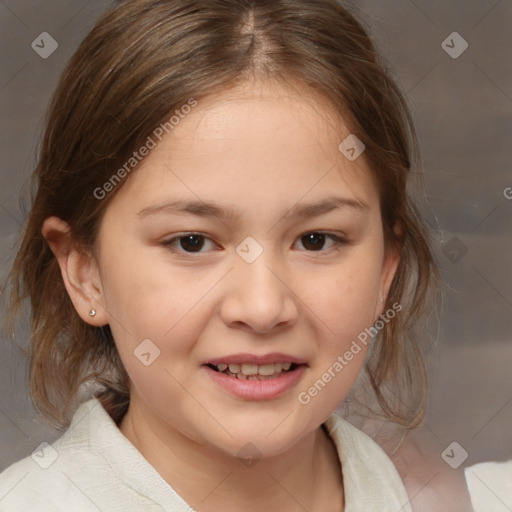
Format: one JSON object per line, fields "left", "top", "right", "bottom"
{"left": 161, "top": 233, "right": 218, "bottom": 253}
{"left": 160, "top": 231, "right": 346, "bottom": 255}
{"left": 295, "top": 232, "right": 346, "bottom": 252}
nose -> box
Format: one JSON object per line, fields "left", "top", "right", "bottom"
{"left": 219, "top": 251, "right": 298, "bottom": 334}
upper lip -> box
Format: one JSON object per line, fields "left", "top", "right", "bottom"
{"left": 204, "top": 353, "right": 307, "bottom": 366}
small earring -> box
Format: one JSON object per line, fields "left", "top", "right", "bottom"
{"left": 380, "top": 295, "right": 384, "bottom": 303}
{"left": 89, "top": 308, "right": 96, "bottom": 317}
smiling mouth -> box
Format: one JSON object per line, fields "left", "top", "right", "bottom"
{"left": 206, "top": 362, "right": 301, "bottom": 381}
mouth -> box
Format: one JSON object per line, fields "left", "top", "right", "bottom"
{"left": 202, "top": 353, "right": 308, "bottom": 399}
{"left": 206, "top": 361, "right": 302, "bottom": 381}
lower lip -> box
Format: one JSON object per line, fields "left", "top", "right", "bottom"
{"left": 203, "top": 365, "right": 307, "bottom": 400}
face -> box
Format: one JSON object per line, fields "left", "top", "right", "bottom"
{"left": 85, "top": 81, "right": 399, "bottom": 458}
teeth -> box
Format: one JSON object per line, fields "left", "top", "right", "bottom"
{"left": 215, "top": 362, "right": 295, "bottom": 377}
{"left": 241, "top": 363, "right": 259, "bottom": 376}
{"left": 257, "top": 363, "right": 276, "bottom": 376}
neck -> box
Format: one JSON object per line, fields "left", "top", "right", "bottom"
{"left": 119, "top": 399, "right": 344, "bottom": 512}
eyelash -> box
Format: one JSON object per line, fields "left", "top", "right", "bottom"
{"left": 160, "top": 232, "right": 348, "bottom": 255}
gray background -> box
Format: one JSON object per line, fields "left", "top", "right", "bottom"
{"left": 0, "top": 0, "right": 511, "bottom": 493}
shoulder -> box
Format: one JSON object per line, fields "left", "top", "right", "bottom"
{"left": 386, "top": 429, "right": 473, "bottom": 512}
{"left": 325, "top": 412, "right": 403, "bottom": 472}
{"left": 465, "top": 460, "right": 512, "bottom": 512}
{"left": 337, "top": 405, "right": 474, "bottom": 512}
{"left": 0, "top": 398, "right": 186, "bottom": 511}
{"left": 325, "top": 413, "right": 413, "bottom": 511}
{"left": 0, "top": 399, "right": 109, "bottom": 511}
{"left": 0, "top": 456, "right": 69, "bottom": 511}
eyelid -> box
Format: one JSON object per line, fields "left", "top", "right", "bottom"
{"left": 160, "top": 231, "right": 349, "bottom": 255}
{"left": 160, "top": 233, "right": 219, "bottom": 253}
{"left": 294, "top": 232, "right": 348, "bottom": 252}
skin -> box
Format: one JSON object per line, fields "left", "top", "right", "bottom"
{"left": 43, "top": 80, "right": 401, "bottom": 512}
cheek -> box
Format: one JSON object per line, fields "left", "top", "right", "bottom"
{"left": 295, "top": 285, "right": 377, "bottom": 416}
{"left": 98, "top": 246, "right": 215, "bottom": 373}
{"left": 293, "top": 249, "right": 383, "bottom": 403}
{"left": 99, "top": 255, "right": 210, "bottom": 413}
{"left": 100, "top": 243, "right": 198, "bottom": 330}
{"left": 301, "top": 254, "right": 382, "bottom": 341}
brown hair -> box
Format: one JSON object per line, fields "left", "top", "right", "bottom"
{"left": 6, "top": 0, "right": 437, "bottom": 429}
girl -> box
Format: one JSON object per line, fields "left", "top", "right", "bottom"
{"left": 0, "top": 0, "right": 437, "bottom": 510}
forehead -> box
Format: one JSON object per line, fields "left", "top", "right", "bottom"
{"left": 108, "top": 80, "right": 378, "bottom": 217}
{"left": 170, "top": 80, "right": 352, "bottom": 162}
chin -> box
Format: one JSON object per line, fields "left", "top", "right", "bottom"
{"left": 202, "top": 413, "right": 314, "bottom": 460}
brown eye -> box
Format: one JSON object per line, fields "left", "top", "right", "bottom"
{"left": 179, "top": 234, "right": 205, "bottom": 252}
{"left": 161, "top": 233, "right": 217, "bottom": 253}
{"left": 297, "top": 232, "right": 346, "bottom": 252}
{"left": 301, "top": 232, "right": 327, "bottom": 251}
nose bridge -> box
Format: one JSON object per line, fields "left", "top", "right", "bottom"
{"left": 220, "top": 238, "right": 297, "bottom": 332}
{"left": 234, "top": 240, "right": 285, "bottom": 300}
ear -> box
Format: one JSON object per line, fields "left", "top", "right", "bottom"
{"left": 41, "top": 216, "right": 108, "bottom": 326}
{"left": 377, "top": 222, "right": 403, "bottom": 316}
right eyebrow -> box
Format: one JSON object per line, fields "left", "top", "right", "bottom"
{"left": 137, "top": 199, "right": 240, "bottom": 221}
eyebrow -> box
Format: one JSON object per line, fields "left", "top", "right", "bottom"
{"left": 137, "top": 196, "right": 369, "bottom": 221}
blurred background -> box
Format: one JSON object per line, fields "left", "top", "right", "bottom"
{"left": 0, "top": 0, "right": 511, "bottom": 506}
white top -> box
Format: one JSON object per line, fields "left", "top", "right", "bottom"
{"left": 465, "top": 461, "right": 512, "bottom": 512}
{"left": 0, "top": 398, "right": 412, "bottom": 511}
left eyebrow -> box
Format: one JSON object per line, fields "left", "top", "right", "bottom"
{"left": 282, "top": 196, "right": 369, "bottom": 219}
{"left": 136, "top": 196, "right": 369, "bottom": 221}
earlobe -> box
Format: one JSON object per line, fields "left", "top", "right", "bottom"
{"left": 41, "top": 216, "right": 108, "bottom": 326}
